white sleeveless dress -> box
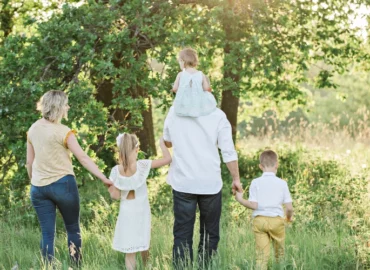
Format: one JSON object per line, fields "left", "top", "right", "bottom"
{"left": 174, "top": 71, "right": 217, "bottom": 117}
{"left": 109, "top": 160, "right": 152, "bottom": 253}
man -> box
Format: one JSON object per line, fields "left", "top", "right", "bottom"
{"left": 163, "top": 105, "right": 242, "bottom": 267}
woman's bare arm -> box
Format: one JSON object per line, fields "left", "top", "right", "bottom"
{"left": 67, "top": 134, "right": 113, "bottom": 186}
{"left": 26, "top": 141, "right": 35, "bottom": 180}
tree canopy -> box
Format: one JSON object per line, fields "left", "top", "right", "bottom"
{"left": 0, "top": 0, "right": 369, "bottom": 213}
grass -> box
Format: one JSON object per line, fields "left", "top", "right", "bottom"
{"left": 0, "top": 206, "right": 367, "bottom": 270}
{"left": 1, "top": 115, "right": 370, "bottom": 269}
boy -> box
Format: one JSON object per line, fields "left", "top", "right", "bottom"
{"left": 235, "top": 150, "right": 293, "bottom": 270}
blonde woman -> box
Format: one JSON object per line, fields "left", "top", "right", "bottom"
{"left": 26, "top": 90, "right": 113, "bottom": 265}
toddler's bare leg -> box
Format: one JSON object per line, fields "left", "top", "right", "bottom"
{"left": 125, "top": 252, "right": 136, "bottom": 270}
{"left": 141, "top": 250, "right": 149, "bottom": 266}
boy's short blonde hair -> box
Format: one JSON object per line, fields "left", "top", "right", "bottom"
{"left": 37, "top": 90, "right": 68, "bottom": 123}
{"left": 179, "top": 48, "right": 198, "bottom": 68}
{"left": 260, "top": 150, "right": 278, "bottom": 168}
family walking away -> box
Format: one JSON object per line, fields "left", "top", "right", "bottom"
{"left": 26, "top": 47, "right": 294, "bottom": 269}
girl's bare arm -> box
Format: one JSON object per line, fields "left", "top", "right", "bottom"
{"left": 172, "top": 72, "right": 181, "bottom": 92}
{"left": 202, "top": 74, "right": 212, "bottom": 92}
{"left": 151, "top": 138, "right": 172, "bottom": 168}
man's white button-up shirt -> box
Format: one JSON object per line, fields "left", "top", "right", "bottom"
{"left": 163, "top": 106, "right": 238, "bottom": 194}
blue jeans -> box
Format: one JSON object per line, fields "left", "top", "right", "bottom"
{"left": 172, "top": 189, "right": 222, "bottom": 267}
{"left": 30, "top": 175, "right": 81, "bottom": 264}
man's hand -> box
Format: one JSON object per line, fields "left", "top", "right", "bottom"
{"left": 232, "top": 180, "right": 243, "bottom": 195}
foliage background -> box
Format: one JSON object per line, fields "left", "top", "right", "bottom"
{"left": 0, "top": 0, "right": 370, "bottom": 269}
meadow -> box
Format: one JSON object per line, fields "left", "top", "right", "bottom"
{"left": 1, "top": 120, "right": 369, "bottom": 270}
{"left": 1, "top": 1, "right": 369, "bottom": 269}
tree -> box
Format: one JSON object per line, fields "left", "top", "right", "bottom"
{"left": 177, "top": 0, "right": 369, "bottom": 140}
{"left": 0, "top": 0, "right": 188, "bottom": 213}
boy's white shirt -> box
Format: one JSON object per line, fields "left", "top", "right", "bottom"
{"left": 249, "top": 172, "right": 292, "bottom": 218}
{"left": 163, "top": 106, "right": 237, "bottom": 194}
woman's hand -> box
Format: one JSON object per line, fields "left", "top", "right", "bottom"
{"left": 102, "top": 177, "right": 114, "bottom": 187}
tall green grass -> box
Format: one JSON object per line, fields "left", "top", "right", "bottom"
{"left": 1, "top": 125, "right": 370, "bottom": 269}
{"left": 0, "top": 209, "right": 367, "bottom": 269}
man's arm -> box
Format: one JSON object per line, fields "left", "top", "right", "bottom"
{"left": 217, "top": 115, "right": 241, "bottom": 194}
{"left": 226, "top": 160, "right": 243, "bottom": 194}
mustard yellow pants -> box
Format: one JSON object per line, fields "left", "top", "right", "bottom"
{"left": 253, "top": 216, "right": 285, "bottom": 270}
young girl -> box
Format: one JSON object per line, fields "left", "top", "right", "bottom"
{"left": 172, "top": 47, "right": 217, "bottom": 117}
{"left": 108, "top": 133, "right": 172, "bottom": 270}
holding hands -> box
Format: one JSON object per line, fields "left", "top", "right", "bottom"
{"left": 232, "top": 180, "right": 243, "bottom": 195}
{"left": 234, "top": 191, "right": 258, "bottom": 210}
{"left": 108, "top": 185, "right": 121, "bottom": 200}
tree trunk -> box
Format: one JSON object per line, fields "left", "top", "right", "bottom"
{"left": 221, "top": 41, "right": 240, "bottom": 142}
{"left": 95, "top": 79, "right": 157, "bottom": 156}
{"left": 94, "top": 48, "right": 156, "bottom": 156}
{"left": 221, "top": 89, "right": 239, "bottom": 142}
{"left": 0, "top": 1, "right": 16, "bottom": 43}
{"left": 132, "top": 92, "right": 156, "bottom": 156}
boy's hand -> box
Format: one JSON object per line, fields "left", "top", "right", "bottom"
{"left": 235, "top": 191, "right": 243, "bottom": 202}
{"left": 285, "top": 217, "right": 293, "bottom": 228}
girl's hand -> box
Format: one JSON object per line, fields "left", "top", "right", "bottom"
{"left": 102, "top": 177, "right": 114, "bottom": 187}
{"left": 151, "top": 137, "right": 172, "bottom": 169}
{"left": 108, "top": 185, "right": 121, "bottom": 200}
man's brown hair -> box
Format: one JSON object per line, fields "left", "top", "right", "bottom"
{"left": 259, "top": 150, "right": 278, "bottom": 168}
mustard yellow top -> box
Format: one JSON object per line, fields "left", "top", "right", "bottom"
{"left": 27, "top": 120, "right": 76, "bottom": 186}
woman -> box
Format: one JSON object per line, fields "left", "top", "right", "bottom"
{"left": 26, "top": 90, "right": 112, "bottom": 264}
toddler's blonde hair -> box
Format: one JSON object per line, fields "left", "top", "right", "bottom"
{"left": 260, "top": 150, "right": 278, "bottom": 168}
{"left": 179, "top": 48, "right": 199, "bottom": 68}
{"left": 118, "top": 133, "right": 139, "bottom": 172}
{"left": 37, "top": 90, "right": 68, "bottom": 123}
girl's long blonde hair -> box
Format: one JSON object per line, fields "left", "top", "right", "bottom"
{"left": 118, "top": 133, "right": 139, "bottom": 172}
{"left": 37, "top": 90, "right": 68, "bottom": 123}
